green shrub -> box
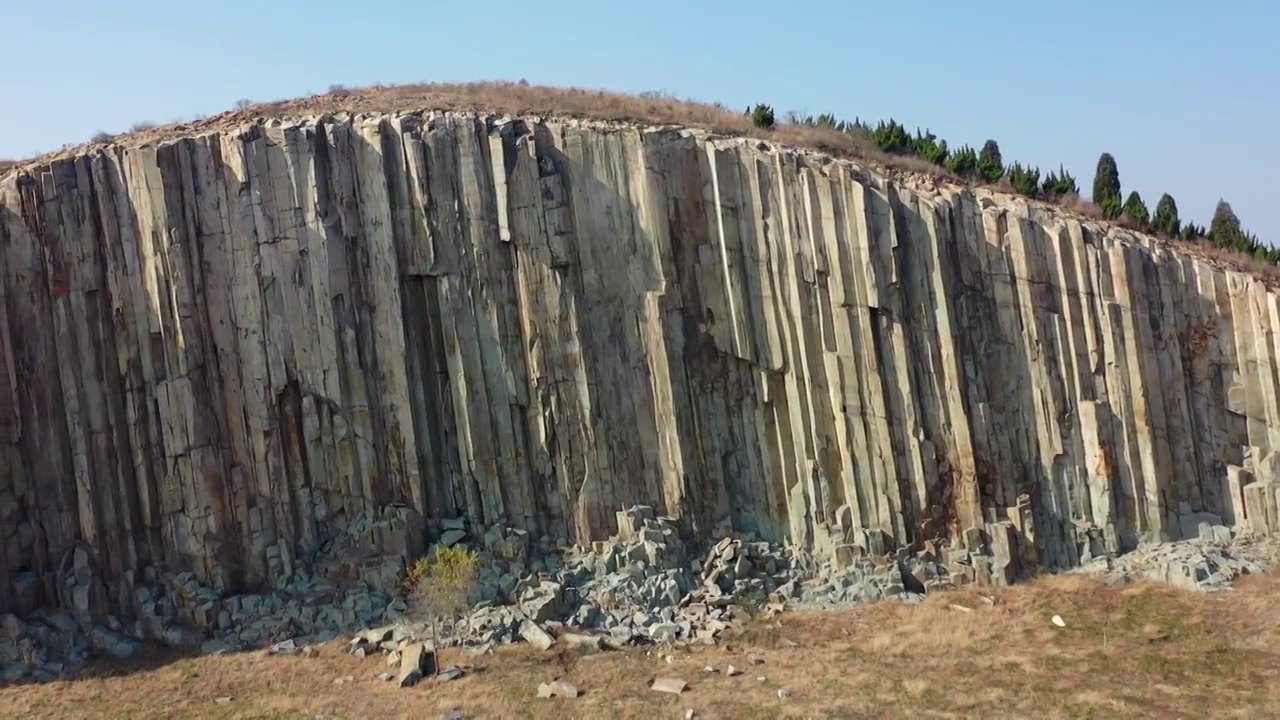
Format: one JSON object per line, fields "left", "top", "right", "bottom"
{"left": 1100, "top": 196, "right": 1123, "bottom": 220}
{"left": 749, "top": 103, "right": 776, "bottom": 129}
{"left": 1041, "top": 164, "right": 1079, "bottom": 197}
{"left": 1008, "top": 162, "right": 1041, "bottom": 197}
{"left": 946, "top": 145, "right": 978, "bottom": 177}
{"left": 912, "top": 130, "right": 949, "bottom": 165}
{"left": 872, "top": 119, "right": 912, "bottom": 154}
{"left": 1122, "top": 191, "right": 1150, "bottom": 227}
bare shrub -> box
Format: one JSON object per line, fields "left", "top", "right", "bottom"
{"left": 404, "top": 545, "right": 481, "bottom": 654}
{"left": 129, "top": 122, "right": 156, "bottom": 133}
{"left": 234, "top": 98, "right": 253, "bottom": 110}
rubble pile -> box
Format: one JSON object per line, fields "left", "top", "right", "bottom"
{"left": 1076, "top": 522, "right": 1277, "bottom": 592}
{"left": 5, "top": 504, "right": 1278, "bottom": 686}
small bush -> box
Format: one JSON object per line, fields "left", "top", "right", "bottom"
{"left": 1041, "top": 164, "right": 1079, "bottom": 197}
{"left": 1007, "top": 162, "right": 1041, "bottom": 198}
{"left": 406, "top": 545, "right": 482, "bottom": 650}
{"left": 872, "top": 119, "right": 912, "bottom": 154}
{"left": 1100, "top": 196, "right": 1122, "bottom": 220}
{"left": 234, "top": 98, "right": 253, "bottom": 110}
{"left": 749, "top": 103, "right": 775, "bottom": 129}
{"left": 1122, "top": 191, "right": 1150, "bottom": 227}
{"left": 91, "top": 131, "right": 114, "bottom": 143}
{"left": 912, "top": 129, "right": 949, "bottom": 166}
{"left": 129, "top": 122, "right": 156, "bottom": 133}
{"left": 945, "top": 145, "right": 978, "bottom": 177}
{"left": 812, "top": 112, "right": 841, "bottom": 130}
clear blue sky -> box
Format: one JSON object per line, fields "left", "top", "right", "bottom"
{"left": 3, "top": 0, "right": 1277, "bottom": 240}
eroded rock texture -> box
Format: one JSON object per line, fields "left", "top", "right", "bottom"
{"left": 1, "top": 113, "right": 1276, "bottom": 616}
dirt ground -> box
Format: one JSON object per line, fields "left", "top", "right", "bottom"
{"left": 3, "top": 572, "right": 1278, "bottom": 719}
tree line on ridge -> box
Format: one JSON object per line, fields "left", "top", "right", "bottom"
{"left": 745, "top": 104, "right": 1276, "bottom": 264}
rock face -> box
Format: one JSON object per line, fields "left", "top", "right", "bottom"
{"left": 1, "top": 112, "right": 1278, "bottom": 620}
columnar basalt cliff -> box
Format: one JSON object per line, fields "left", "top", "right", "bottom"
{"left": 2, "top": 112, "right": 1279, "bottom": 619}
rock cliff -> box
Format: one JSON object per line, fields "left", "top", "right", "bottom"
{"left": 3, "top": 111, "right": 1279, "bottom": 619}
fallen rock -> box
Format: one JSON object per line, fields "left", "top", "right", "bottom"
{"left": 537, "top": 679, "right": 580, "bottom": 698}
{"left": 651, "top": 677, "right": 688, "bottom": 695}
{"left": 437, "top": 665, "right": 464, "bottom": 681}
{"left": 559, "top": 633, "right": 603, "bottom": 650}
{"left": 519, "top": 621, "right": 554, "bottom": 651}
{"left": 398, "top": 643, "right": 437, "bottom": 687}
{"left": 726, "top": 665, "right": 742, "bottom": 677}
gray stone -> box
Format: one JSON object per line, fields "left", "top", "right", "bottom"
{"left": 559, "top": 633, "right": 604, "bottom": 650}
{"left": 398, "top": 643, "right": 436, "bottom": 687}
{"left": 519, "top": 621, "right": 554, "bottom": 651}
{"left": 440, "top": 530, "right": 467, "bottom": 547}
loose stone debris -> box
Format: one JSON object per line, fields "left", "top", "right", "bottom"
{"left": 2, "top": 503, "right": 1277, "bottom": 686}
{"left": 1075, "top": 523, "right": 1276, "bottom": 592}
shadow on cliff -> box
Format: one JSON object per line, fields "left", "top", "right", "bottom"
{"left": 0, "top": 154, "right": 258, "bottom": 668}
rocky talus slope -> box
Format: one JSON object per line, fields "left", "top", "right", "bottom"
{"left": 3, "top": 112, "right": 1280, "bottom": 678}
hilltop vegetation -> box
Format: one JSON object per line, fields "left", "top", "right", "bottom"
{"left": 747, "top": 103, "right": 1277, "bottom": 264}
{"left": 3, "top": 82, "right": 1274, "bottom": 270}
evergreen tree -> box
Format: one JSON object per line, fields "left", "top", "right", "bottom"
{"left": 1091, "top": 153, "right": 1121, "bottom": 207}
{"left": 1151, "top": 194, "right": 1181, "bottom": 237}
{"left": 1208, "top": 200, "right": 1243, "bottom": 248}
{"left": 977, "top": 139, "right": 1004, "bottom": 183}
{"left": 812, "top": 113, "right": 840, "bottom": 130}
{"left": 750, "top": 104, "right": 776, "bottom": 129}
{"left": 911, "top": 129, "right": 949, "bottom": 165}
{"left": 1007, "top": 162, "right": 1041, "bottom": 197}
{"left": 1100, "top": 197, "right": 1123, "bottom": 220}
{"left": 1122, "top": 191, "right": 1150, "bottom": 227}
{"left": 946, "top": 145, "right": 978, "bottom": 177}
{"left": 1041, "top": 164, "right": 1079, "bottom": 197}
{"left": 872, "top": 119, "right": 912, "bottom": 154}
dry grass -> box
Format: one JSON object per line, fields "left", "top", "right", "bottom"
{"left": 4, "top": 572, "right": 1278, "bottom": 719}
{"left": 2, "top": 80, "right": 1276, "bottom": 285}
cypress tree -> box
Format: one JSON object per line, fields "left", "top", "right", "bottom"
{"left": 1151, "top": 194, "right": 1181, "bottom": 236}
{"left": 1122, "top": 191, "right": 1150, "bottom": 227}
{"left": 977, "top": 139, "right": 1004, "bottom": 183}
{"left": 1208, "top": 200, "right": 1243, "bottom": 248}
{"left": 1092, "top": 153, "right": 1121, "bottom": 207}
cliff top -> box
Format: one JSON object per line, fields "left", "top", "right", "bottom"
{"left": 3, "top": 81, "right": 1277, "bottom": 285}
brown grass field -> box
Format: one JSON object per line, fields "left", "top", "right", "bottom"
{"left": 4, "top": 572, "right": 1278, "bottom": 719}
